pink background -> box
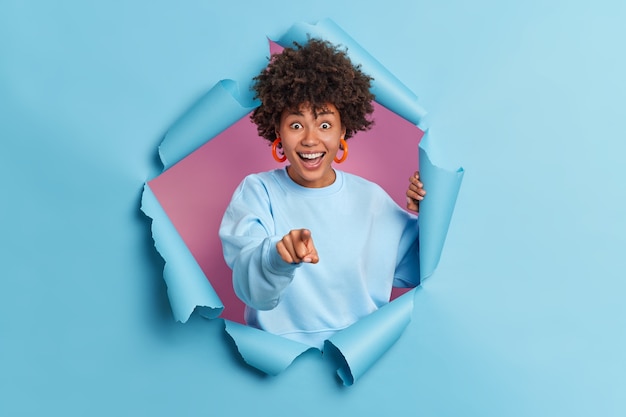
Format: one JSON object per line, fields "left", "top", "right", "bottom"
{"left": 149, "top": 102, "right": 424, "bottom": 323}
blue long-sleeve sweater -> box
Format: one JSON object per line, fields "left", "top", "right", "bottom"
{"left": 219, "top": 168, "right": 420, "bottom": 348}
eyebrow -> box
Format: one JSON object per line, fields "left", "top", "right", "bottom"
{"left": 285, "top": 108, "right": 336, "bottom": 117}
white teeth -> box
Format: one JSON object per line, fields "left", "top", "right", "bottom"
{"left": 299, "top": 152, "right": 324, "bottom": 159}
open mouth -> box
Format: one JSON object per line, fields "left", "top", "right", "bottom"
{"left": 297, "top": 152, "right": 325, "bottom": 165}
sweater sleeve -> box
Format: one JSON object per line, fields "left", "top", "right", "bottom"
{"left": 392, "top": 210, "right": 421, "bottom": 288}
{"left": 219, "top": 175, "right": 299, "bottom": 311}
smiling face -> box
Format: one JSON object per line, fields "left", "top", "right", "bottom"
{"left": 277, "top": 103, "right": 346, "bottom": 188}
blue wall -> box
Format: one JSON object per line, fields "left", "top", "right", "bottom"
{"left": 2, "top": 0, "right": 625, "bottom": 415}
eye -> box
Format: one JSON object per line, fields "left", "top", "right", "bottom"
{"left": 290, "top": 122, "right": 302, "bottom": 129}
{"left": 320, "top": 122, "right": 331, "bottom": 129}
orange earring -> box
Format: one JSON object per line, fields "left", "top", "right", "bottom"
{"left": 334, "top": 138, "right": 348, "bottom": 163}
{"left": 272, "top": 138, "right": 287, "bottom": 163}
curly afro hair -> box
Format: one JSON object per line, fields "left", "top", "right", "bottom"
{"left": 251, "top": 38, "right": 375, "bottom": 143}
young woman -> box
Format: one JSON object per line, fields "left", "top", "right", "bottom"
{"left": 219, "top": 39, "right": 425, "bottom": 348}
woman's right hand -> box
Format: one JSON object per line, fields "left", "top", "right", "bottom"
{"left": 276, "top": 229, "right": 319, "bottom": 264}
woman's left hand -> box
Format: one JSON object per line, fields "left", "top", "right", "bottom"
{"left": 406, "top": 171, "right": 426, "bottom": 212}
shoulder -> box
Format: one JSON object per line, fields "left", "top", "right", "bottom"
{"left": 230, "top": 170, "right": 282, "bottom": 200}
{"left": 340, "top": 171, "right": 389, "bottom": 196}
{"left": 338, "top": 171, "right": 411, "bottom": 215}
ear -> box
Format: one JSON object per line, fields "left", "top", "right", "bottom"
{"left": 341, "top": 126, "right": 347, "bottom": 139}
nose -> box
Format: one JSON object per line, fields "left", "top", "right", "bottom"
{"left": 301, "top": 128, "right": 318, "bottom": 147}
